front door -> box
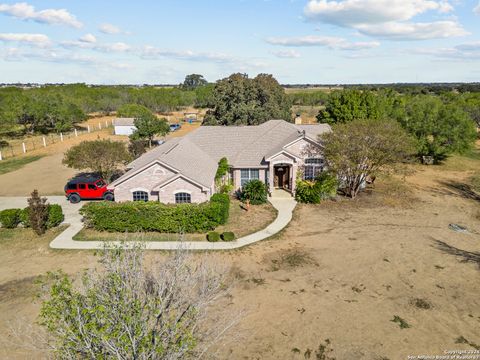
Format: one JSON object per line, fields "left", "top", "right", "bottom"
{"left": 274, "top": 166, "right": 290, "bottom": 189}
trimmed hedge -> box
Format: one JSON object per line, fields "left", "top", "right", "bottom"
{"left": 221, "top": 231, "right": 235, "bottom": 241}
{"left": 80, "top": 195, "right": 230, "bottom": 233}
{"left": 20, "top": 205, "right": 64, "bottom": 229}
{"left": 207, "top": 231, "right": 221, "bottom": 242}
{"left": 46, "top": 204, "right": 64, "bottom": 228}
{"left": 0, "top": 209, "right": 21, "bottom": 228}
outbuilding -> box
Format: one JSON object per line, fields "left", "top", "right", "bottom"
{"left": 113, "top": 118, "right": 137, "bottom": 136}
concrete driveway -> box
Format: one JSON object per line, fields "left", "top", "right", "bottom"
{"left": 0, "top": 196, "right": 297, "bottom": 251}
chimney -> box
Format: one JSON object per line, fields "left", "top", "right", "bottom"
{"left": 294, "top": 113, "right": 302, "bottom": 125}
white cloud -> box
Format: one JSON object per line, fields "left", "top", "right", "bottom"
{"left": 0, "top": 2, "right": 82, "bottom": 28}
{"left": 141, "top": 46, "right": 232, "bottom": 62}
{"left": 99, "top": 23, "right": 126, "bottom": 35}
{"left": 61, "top": 40, "right": 131, "bottom": 53}
{"left": 266, "top": 35, "right": 380, "bottom": 50}
{"left": 356, "top": 20, "right": 468, "bottom": 40}
{"left": 474, "top": 2, "right": 480, "bottom": 15}
{"left": 79, "top": 34, "right": 97, "bottom": 43}
{"left": 413, "top": 42, "right": 480, "bottom": 60}
{"left": 304, "top": 0, "right": 452, "bottom": 25}
{"left": 303, "top": 0, "right": 466, "bottom": 40}
{"left": 0, "top": 33, "right": 50, "bottom": 47}
{"left": 271, "top": 49, "right": 301, "bottom": 58}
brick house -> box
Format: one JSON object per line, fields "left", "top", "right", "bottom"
{"left": 108, "top": 120, "right": 331, "bottom": 203}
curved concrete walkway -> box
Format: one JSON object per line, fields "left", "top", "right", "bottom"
{"left": 0, "top": 196, "right": 296, "bottom": 250}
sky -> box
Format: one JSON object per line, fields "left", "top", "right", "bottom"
{"left": 0, "top": 0, "right": 479, "bottom": 84}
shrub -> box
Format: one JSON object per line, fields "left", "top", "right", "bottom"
{"left": 239, "top": 179, "right": 268, "bottom": 205}
{"left": 210, "top": 193, "right": 230, "bottom": 224}
{"left": 19, "top": 207, "right": 30, "bottom": 227}
{"left": 0, "top": 208, "right": 21, "bottom": 228}
{"left": 207, "top": 231, "right": 221, "bottom": 242}
{"left": 80, "top": 196, "right": 230, "bottom": 233}
{"left": 28, "top": 190, "right": 49, "bottom": 235}
{"left": 20, "top": 204, "right": 64, "bottom": 229}
{"left": 46, "top": 204, "right": 64, "bottom": 228}
{"left": 295, "top": 172, "right": 338, "bottom": 204}
{"left": 221, "top": 232, "right": 235, "bottom": 242}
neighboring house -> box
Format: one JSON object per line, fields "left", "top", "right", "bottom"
{"left": 108, "top": 120, "right": 331, "bottom": 203}
{"left": 114, "top": 118, "right": 137, "bottom": 135}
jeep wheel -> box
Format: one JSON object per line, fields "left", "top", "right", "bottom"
{"left": 69, "top": 193, "right": 81, "bottom": 204}
{"left": 103, "top": 193, "right": 114, "bottom": 201}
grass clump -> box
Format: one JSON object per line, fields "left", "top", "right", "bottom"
{"left": 410, "top": 298, "right": 432, "bottom": 310}
{"left": 221, "top": 231, "right": 235, "bottom": 241}
{"left": 391, "top": 315, "right": 411, "bottom": 329}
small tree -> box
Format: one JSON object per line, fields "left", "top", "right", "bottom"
{"left": 28, "top": 190, "right": 49, "bottom": 235}
{"left": 39, "top": 244, "right": 237, "bottom": 359}
{"left": 118, "top": 104, "right": 170, "bottom": 147}
{"left": 63, "top": 139, "right": 131, "bottom": 181}
{"left": 321, "top": 118, "right": 416, "bottom": 198}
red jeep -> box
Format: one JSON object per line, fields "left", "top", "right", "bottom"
{"left": 64, "top": 175, "right": 114, "bottom": 204}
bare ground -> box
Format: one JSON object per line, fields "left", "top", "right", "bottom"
{"left": 0, "top": 160, "right": 479, "bottom": 359}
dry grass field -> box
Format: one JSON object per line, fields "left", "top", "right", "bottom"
{"left": 0, "top": 113, "right": 202, "bottom": 196}
{"left": 1, "top": 150, "right": 479, "bottom": 359}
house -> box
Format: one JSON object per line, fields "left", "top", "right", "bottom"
{"left": 108, "top": 120, "right": 331, "bottom": 203}
{"left": 114, "top": 118, "right": 137, "bottom": 135}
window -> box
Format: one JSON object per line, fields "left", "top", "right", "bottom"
{"left": 88, "top": 184, "right": 96, "bottom": 190}
{"left": 175, "top": 192, "right": 191, "bottom": 204}
{"left": 240, "top": 169, "right": 260, "bottom": 187}
{"left": 78, "top": 184, "right": 86, "bottom": 190}
{"left": 96, "top": 180, "right": 105, "bottom": 188}
{"left": 133, "top": 191, "right": 149, "bottom": 202}
{"left": 67, "top": 183, "right": 77, "bottom": 190}
{"left": 304, "top": 158, "right": 324, "bottom": 180}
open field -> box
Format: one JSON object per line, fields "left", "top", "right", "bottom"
{"left": 0, "top": 113, "right": 202, "bottom": 196}
{"left": 74, "top": 199, "right": 277, "bottom": 242}
{"left": 1, "top": 151, "right": 479, "bottom": 358}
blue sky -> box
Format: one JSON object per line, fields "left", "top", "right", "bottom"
{"left": 0, "top": 0, "right": 479, "bottom": 84}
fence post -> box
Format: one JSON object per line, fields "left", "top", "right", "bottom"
{"left": 60, "top": 133, "right": 64, "bottom": 142}
{"left": 0, "top": 150, "right": 2, "bottom": 161}
{"left": 99, "top": 123, "right": 102, "bottom": 130}
{"left": 22, "top": 142, "right": 26, "bottom": 153}
{"left": 43, "top": 136, "right": 46, "bottom": 147}
{"left": 74, "top": 129, "right": 78, "bottom": 137}
{"left": 105, "top": 120, "right": 108, "bottom": 128}
{"left": 87, "top": 125, "right": 91, "bottom": 133}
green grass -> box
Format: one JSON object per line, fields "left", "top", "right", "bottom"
{"left": 0, "top": 155, "right": 44, "bottom": 175}
{"left": 73, "top": 229, "right": 206, "bottom": 242}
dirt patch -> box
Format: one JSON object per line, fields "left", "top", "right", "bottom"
{"left": 1, "top": 154, "right": 480, "bottom": 358}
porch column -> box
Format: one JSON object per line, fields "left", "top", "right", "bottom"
{"left": 268, "top": 162, "right": 274, "bottom": 194}
{"left": 291, "top": 163, "right": 298, "bottom": 195}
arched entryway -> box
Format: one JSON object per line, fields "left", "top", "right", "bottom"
{"left": 273, "top": 163, "right": 291, "bottom": 190}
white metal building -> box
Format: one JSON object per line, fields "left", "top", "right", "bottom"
{"left": 114, "top": 118, "right": 137, "bottom": 136}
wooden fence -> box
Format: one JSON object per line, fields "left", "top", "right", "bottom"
{"left": 0, "top": 120, "right": 113, "bottom": 161}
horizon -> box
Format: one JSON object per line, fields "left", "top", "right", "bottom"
{"left": 0, "top": 0, "right": 479, "bottom": 84}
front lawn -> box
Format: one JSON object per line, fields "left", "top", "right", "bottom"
{"left": 74, "top": 199, "right": 277, "bottom": 242}
{"left": 0, "top": 225, "right": 68, "bottom": 248}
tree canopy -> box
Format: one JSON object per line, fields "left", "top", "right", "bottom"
{"left": 117, "top": 104, "right": 170, "bottom": 147}
{"left": 321, "top": 118, "right": 416, "bottom": 198}
{"left": 63, "top": 139, "right": 131, "bottom": 181}
{"left": 181, "top": 74, "right": 208, "bottom": 90}
{"left": 203, "top": 73, "right": 292, "bottom": 126}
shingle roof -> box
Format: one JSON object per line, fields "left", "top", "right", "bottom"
{"left": 114, "top": 118, "right": 135, "bottom": 126}
{"left": 111, "top": 120, "right": 331, "bottom": 190}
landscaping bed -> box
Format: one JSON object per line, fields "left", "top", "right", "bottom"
{"left": 75, "top": 199, "right": 277, "bottom": 242}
